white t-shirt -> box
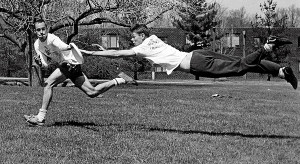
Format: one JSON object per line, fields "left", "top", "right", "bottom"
{"left": 34, "top": 33, "right": 83, "bottom": 67}
{"left": 131, "top": 35, "right": 188, "bottom": 75}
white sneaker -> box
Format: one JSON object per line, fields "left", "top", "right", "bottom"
{"left": 24, "top": 114, "right": 45, "bottom": 126}
{"left": 118, "top": 72, "right": 138, "bottom": 86}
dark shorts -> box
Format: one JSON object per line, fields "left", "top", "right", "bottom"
{"left": 58, "top": 62, "right": 83, "bottom": 82}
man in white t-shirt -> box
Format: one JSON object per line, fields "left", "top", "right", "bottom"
{"left": 24, "top": 19, "right": 137, "bottom": 126}
{"left": 80, "top": 24, "right": 297, "bottom": 90}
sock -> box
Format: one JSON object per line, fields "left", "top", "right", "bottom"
{"left": 264, "top": 44, "right": 273, "bottom": 52}
{"left": 278, "top": 67, "right": 285, "bottom": 78}
{"left": 37, "top": 108, "right": 47, "bottom": 121}
{"left": 113, "top": 78, "right": 126, "bottom": 86}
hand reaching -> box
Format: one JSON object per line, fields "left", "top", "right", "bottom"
{"left": 34, "top": 56, "right": 42, "bottom": 67}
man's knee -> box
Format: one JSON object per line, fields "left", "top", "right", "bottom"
{"left": 43, "top": 82, "right": 54, "bottom": 92}
{"left": 42, "top": 82, "right": 48, "bottom": 87}
{"left": 43, "top": 80, "right": 58, "bottom": 89}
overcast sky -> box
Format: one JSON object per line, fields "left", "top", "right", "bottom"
{"left": 212, "top": 0, "right": 300, "bottom": 15}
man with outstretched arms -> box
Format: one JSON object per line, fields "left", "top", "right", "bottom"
{"left": 80, "top": 24, "right": 297, "bottom": 90}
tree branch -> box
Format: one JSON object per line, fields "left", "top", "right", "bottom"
{"left": 38, "top": 0, "right": 52, "bottom": 8}
{"left": 0, "top": 32, "right": 22, "bottom": 49}
{"left": 0, "top": 7, "right": 23, "bottom": 20}
{"left": 144, "top": 7, "right": 174, "bottom": 25}
{"left": 87, "top": 0, "right": 93, "bottom": 9}
{"left": 0, "top": 16, "right": 10, "bottom": 29}
{"left": 49, "top": 16, "right": 75, "bottom": 33}
{"left": 80, "top": 17, "right": 131, "bottom": 27}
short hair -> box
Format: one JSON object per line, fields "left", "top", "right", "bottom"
{"left": 130, "top": 24, "right": 150, "bottom": 37}
{"left": 33, "top": 18, "right": 46, "bottom": 28}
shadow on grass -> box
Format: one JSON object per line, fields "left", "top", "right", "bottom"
{"left": 50, "top": 121, "right": 300, "bottom": 140}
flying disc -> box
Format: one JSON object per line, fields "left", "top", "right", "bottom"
{"left": 70, "top": 43, "right": 84, "bottom": 64}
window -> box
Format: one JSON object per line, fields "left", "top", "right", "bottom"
{"left": 254, "top": 37, "right": 261, "bottom": 47}
{"left": 186, "top": 35, "right": 193, "bottom": 45}
{"left": 155, "top": 66, "right": 166, "bottom": 72}
{"left": 225, "top": 33, "right": 240, "bottom": 47}
{"left": 153, "top": 64, "right": 166, "bottom": 72}
{"left": 101, "top": 35, "right": 119, "bottom": 49}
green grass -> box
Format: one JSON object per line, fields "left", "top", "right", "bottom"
{"left": 1, "top": 81, "right": 300, "bottom": 163}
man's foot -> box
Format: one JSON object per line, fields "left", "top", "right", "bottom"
{"left": 282, "top": 67, "right": 298, "bottom": 89}
{"left": 24, "top": 114, "right": 45, "bottom": 126}
{"left": 118, "top": 72, "right": 138, "bottom": 86}
{"left": 266, "top": 35, "right": 292, "bottom": 50}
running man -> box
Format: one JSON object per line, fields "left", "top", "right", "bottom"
{"left": 24, "top": 18, "right": 137, "bottom": 126}
{"left": 80, "top": 24, "right": 297, "bottom": 89}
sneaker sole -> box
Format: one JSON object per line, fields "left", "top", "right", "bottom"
{"left": 24, "top": 115, "right": 45, "bottom": 126}
{"left": 118, "top": 72, "right": 138, "bottom": 85}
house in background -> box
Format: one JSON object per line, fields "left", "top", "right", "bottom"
{"left": 77, "top": 27, "right": 186, "bottom": 50}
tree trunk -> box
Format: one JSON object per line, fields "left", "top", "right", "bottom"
{"left": 27, "top": 30, "right": 33, "bottom": 86}
{"left": 134, "top": 71, "right": 138, "bottom": 80}
{"left": 32, "top": 65, "right": 44, "bottom": 87}
{"left": 7, "top": 57, "right": 11, "bottom": 77}
{"left": 134, "top": 61, "right": 138, "bottom": 80}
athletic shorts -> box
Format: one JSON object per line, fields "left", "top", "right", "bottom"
{"left": 58, "top": 62, "right": 83, "bottom": 82}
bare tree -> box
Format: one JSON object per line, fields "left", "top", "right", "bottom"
{"left": 252, "top": 0, "right": 288, "bottom": 35}
{"left": 225, "top": 7, "right": 252, "bottom": 27}
{"left": 251, "top": 0, "right": 291, "bottom": 81}
{"left": 0, "top": 0, "right": 176, "bottom": 86}
{"left": 277, "top": 5, "right": 300, "bottom": 27}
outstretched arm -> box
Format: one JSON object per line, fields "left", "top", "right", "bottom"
{"left": 91, "top": 44, "right": 106, "bottom": 51}
{"left": 80, "top": 49, "right": 136, "bottom": 58}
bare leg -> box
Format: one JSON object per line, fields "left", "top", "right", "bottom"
{"left": 42, "top": 68, "right": 67, "bottom": 110}
{"left": 24, "top": 68, "right": 67, "bottom": 125}
{"left": 24, "top": 70, "right": 133, "bottom": 125}
{"left": 73, "top": 73, "right": 117, "bottom": 98}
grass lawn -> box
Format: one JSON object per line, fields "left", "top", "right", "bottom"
{"left": 1, "top": 80, "right": 300, "bottom": 163}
